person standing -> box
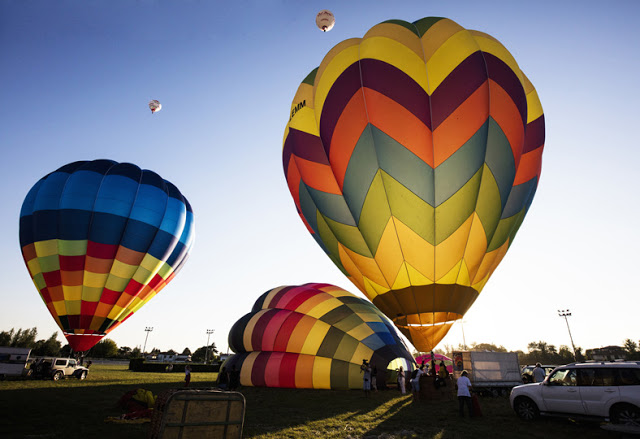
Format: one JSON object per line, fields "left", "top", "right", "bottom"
{"left": 371, "top": 364, "right": 378, "bottom": 392}
{"left": 397, "top": 366, "right": 406, "bottom": 394}
{"left": 361, "top": 360, "right": 372, "bottom": 397}
{"left": 184, "top": 365, "right": 192, "bottom": 387}
{"left": 410, "top": 365, "right": 425, "bottom": 403}
{"left": 532, "top": 363, "right": 546, "bottom": 383}
{"left": 456, "top": 370, "right": 473, "bottom": 417}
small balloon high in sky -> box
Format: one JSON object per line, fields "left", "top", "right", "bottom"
{"left": 283, "top": 16, "right": 545, "bottom": 353}
{"left": 148, "top": 99, "right": 162, "bottom": 114}
{"left": 19, "top": 160, "right": 195, "bottom": 352}
{"left": 315, "top": 10, "right": 335, "bottom": 32}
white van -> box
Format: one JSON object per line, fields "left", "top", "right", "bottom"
{"left": 0, "top": 347, "right": 32, "bottom": 379}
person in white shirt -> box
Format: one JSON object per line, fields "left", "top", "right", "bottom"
{"left": 361, "top": 360, "right": 372, "bottom": 397}
{"left": 456, "top": 370, "right": 473, "bottom": 417}
{"left": 410, "top": 365, "right": 425, "bottom": 403}
{"left": 532, "top": 363, "right": 546, "bottom": 383}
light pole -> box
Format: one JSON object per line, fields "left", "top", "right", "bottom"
{"left": 558, "top": 310, "right": 577, "bottom": 361}
{"left": 459, "top": 320, "right": 468, "bottom": 350}
{"left": 143, "top": 327, "right": 154, "bottom": 354}
{"left": 205, "top": 329, "right": 214, "bottom": 363}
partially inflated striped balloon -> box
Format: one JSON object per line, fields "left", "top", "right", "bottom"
{"left": 283, "top": 17, "right": 545, "bottom": 352}
{"left": 224, "top": 283, "right": 414, "bottom": 389}
{"left": 19, "top": 160, "right": 194, "bottom": 351}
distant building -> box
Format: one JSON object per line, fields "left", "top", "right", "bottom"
{"left": 152, "top": 353, "right": 192, "bottom": 362}
{"left": 586, "top": 346, "right": 627, "bottom": 361}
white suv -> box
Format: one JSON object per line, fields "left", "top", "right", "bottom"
{"left": 510, "top": 361, "right": 640, "bottom": 426}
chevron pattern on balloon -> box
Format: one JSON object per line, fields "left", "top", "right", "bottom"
{"left": 283, "top": 16, "right": 545, "bottom": 351}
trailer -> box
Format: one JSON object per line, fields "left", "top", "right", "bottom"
{"left": 452, "top": 351, "right": 522, "bottom": 396}
{"left": 0, "top": 347, "right": 32, "bottom": 380}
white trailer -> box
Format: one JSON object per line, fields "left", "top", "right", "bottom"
{"left": 0, "top": 347, "right": 32, "bottom": 379}
{"left": 452, "top": 351, "right": 523, "bottom": 396}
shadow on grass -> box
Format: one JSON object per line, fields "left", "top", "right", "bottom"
{"left": 0, "top": 380, "right": 616, "bottom": 439}
{"left": 0, "top": 380, "right": 193, "bottom": 439}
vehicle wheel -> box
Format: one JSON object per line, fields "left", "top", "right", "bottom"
{"left": 52, "top": 371, "right": 64, "bottom": 381}
{"left": 77, "top": 371, "right": 87, "bottom": 380}
{"left": 611, "top": 404, "right": 640, "bottom": 427}
{"left": 514, "top": 397, "right": 540, "bottom": 421}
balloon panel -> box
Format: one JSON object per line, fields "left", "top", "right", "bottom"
{"left": 283, "top": 17, "right": 545, "bottom": 351}
{"left": 19, "top": 160, "right": 194, "bottom": 351}
{"left": 224, "top": 283, "right": 414, "bottom": 389}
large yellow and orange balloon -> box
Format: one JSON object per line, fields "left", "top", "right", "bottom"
{"left": 282, "top": 17, "right": 545, "bottom": 352}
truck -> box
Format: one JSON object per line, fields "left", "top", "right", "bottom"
{"left": 0, "top": 347, "right": 32, "bottom": 380}
{"left": 452, "top": 351, "right": 523, "bottom": 396}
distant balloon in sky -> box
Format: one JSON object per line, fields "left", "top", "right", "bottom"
{"left": 148, "top": 100, "right": 162, "bottom": 114}
{"left": 282, "top": 17, "right": 545, "bottom": 352}
{"left": 224, "top": 283, "right": 414, "bottom": 389}
{"left": 316, "top": 10, "right": 335, "bottom": 32}
{"left": 19, "top": 160, "right": 195, "bottom": 352}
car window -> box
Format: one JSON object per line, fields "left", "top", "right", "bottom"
{"left": 69, "top": 360, "right": 76, "bottom": 367}
{"left": 593, "top": 368, "right": 617, "bottom": 386}
{"left": 55, "top": 359, "right": 67, "bottom": 366}
{"left": 549, "top": 368, "right": 578, "bottom": 386}
{"left": 577, "top": 368, "right": 596, "bottom": 386}
{"left": 617, "top": 368, "right": 640, "bottom": 386}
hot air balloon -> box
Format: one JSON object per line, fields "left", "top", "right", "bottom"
{"left": 282, "top": 17, "right": 545, "bottom": 352}
{"left": 316, "top": 10, "right": 335, "bottom": 32}
{"left": 19, "top": 160, "right": 195, "bottom": 352}
{"left": 149, "top": 100, "right": 162, "bottom": 114}
{"left": 224, "top": 283, "right": 414, "bottom": 389}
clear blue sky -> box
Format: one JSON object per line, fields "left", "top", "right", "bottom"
{"left": 1, "top": 0, "right": 639, "bottom": 355}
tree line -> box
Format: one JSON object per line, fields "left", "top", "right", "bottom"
{"left": 4, "top": 326, "right": 638, "bottom": 364}
{"left": 0, "top": 327, "right": 219, "bottom": 361}
{"left": 425, "top": 338, "right": 640, "bottom": 365}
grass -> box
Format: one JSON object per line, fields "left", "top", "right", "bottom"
{"left": 0, "top": 363, "right": 615, "bottom": 439}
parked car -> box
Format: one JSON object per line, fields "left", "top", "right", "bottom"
{"left": 510, "top": 361, "right": 640, "bottom": 426}
{"left": 521, "top": 364, "right": 558, "bottom": 383}
{"left": 32, "top": 357, "right": 89, "bottom": 381}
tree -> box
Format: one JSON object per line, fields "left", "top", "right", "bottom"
{"left": 182, "top": 347, "right": 192, "bottom": 356}
{"left": 31, "top": 333, "right": 62, "bottom": 356}
{"left": 470, "top": 342, "right": 507, "bottom": 352}
{"left": 118, "top": 346, "right": 132, "bottom": 358}
{"left": 131, "top": 347, "right": 142, "bottom": 358}
{"left": 623, "top": 339, "right": 639, "bottom": 360}
{"left": 191, "top": 343, "right": 218, "bottom": 363}
{"left": 0, "top": 327, "right": 38, "bottom": 347}
{"left": 60, "top": 344, "right": 72, "bottom": 357}
{"left": 90, "top": 339, "right": 118, "bottom": 358}
{"left": 192, "top": 346, "right": 207, "bottom": 362}
{"left": 0, "top": 330, "right": 11, "bottom": 346}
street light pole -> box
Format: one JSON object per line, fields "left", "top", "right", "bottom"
{"left": 558, "top": 310, "right": 577, "bottom": 361}
{"left": 143, "top": 327, "right": 154, "bottom": 354}
{"left": 205, "top": 329, "right": 214, "bottom": 363}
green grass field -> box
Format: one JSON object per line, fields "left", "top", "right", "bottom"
{"left": 0, "top": 363, "right": 614, "bottom": 438}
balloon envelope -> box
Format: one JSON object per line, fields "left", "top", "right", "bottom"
{"left": 315, "top": 10, "right": 335, "bottom": 32}
{"left": 224, "top": 283, "right": 415, "bottom": 389}
{"left": 282, "top": 17, "right": 545, "bottom": 352}
{"left": 149, "top": 100, "right": 161, "bottom": 113}
{"left": 19, "top": 160, "right": 194, "bottom": 351}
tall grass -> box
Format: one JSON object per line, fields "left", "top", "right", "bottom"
{"left": 0, "top": 364, "right": 610, "bottom": 439}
